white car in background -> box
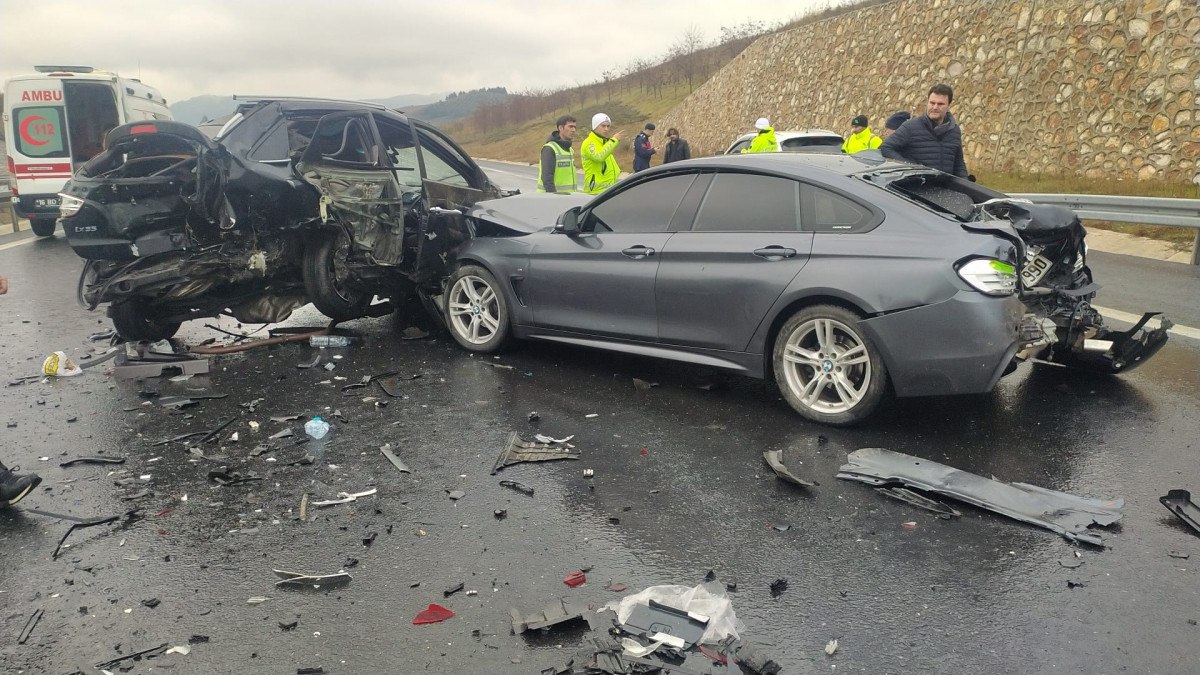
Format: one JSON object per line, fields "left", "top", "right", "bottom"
{"left": 724, "top": 129, "right": 844, "bottom": 155}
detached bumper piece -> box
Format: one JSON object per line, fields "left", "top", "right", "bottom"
{"left": 1048, "top": 311, "right": 1171, "bottom": 374}
{"left": 838, "top": 448, "right": 1123, "bottom": 546}
{"left": 491, "top": 431, "right": 581, "bottom": 474}
{"left": 1160, "top": 489, "right": 1200, "bottom": 537}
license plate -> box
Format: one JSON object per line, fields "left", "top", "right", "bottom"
{"left": 35, "top": 197, "right": 61, "bottom": 208}
{"left": 1021, "top": 252, "right": 1053, "bottom": 288}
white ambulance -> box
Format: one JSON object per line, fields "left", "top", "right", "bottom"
{"left": 3, "top": 65, "right": 172, "bottom": 236}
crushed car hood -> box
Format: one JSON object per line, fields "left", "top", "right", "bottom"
{"left": 469, "top": 192, "right": 592, "bottom": 234}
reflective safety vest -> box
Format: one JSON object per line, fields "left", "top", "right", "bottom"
{"left": 743, "top": 128, "right": 778, "bottom": 153}
{"left": 538, "top": 141, "right": 577, "bottom": 193}
{"left": 581, "top": 130, "right": 620, "bottom": 194}
{"left": 842, "top": 127, "right": 882, "bottom": 154}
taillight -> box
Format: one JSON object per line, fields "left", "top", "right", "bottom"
{"left": 59, "top": 194, "right": 85, "bottom": 218}
{"left": 8, "top": 157, "right": 16, "bottom": 195}
{"left": 956, "top": 258, "right": 1016, "bottom": 296}
{"left": 129, "top": 124, "right": 157, "bottom": 135}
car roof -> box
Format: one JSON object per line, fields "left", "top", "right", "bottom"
{"left": 730, "top": 129, "right": 842, "bottom": 143}
{"left": 649, "top": 152, "right": 916, "bottom": 178}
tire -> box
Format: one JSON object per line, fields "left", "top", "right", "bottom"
{"left": 30, "top": 217, "right": 57, "bottom": 237}
{"left": 772, "top": 304, "right": 888, "bottom": 426}
{"left": 443, "top": 265, "right": 510, "bottom": 353}
{"left": 303, "top": 229, "right": 371, "bottom": 321}
{"left": 110, "top": 299, "right": 182, "bottom": 342}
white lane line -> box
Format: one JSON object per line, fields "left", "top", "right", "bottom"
{"left": 0, "top": 236, "right": 37, "bottom": 252}
{"left": 1094, "top": 305, "right": 1200, "bottom": 341}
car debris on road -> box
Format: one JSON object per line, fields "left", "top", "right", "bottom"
{"left": 492, "top": 431, "right": 581, "bottom": 474}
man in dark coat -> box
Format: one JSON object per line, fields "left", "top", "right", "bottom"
{"left": 880, "top": 84, "right": 968, "bottom": 177}
{"left": 663, "top": 128, "right": 691, "bottom": 164}
{"left": 633, "top": 123, "right": 656, "bottom": 172}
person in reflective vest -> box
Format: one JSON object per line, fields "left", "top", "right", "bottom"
{"left": 538, "top": 115, "right": 579, "bottom": 193}
{"left": 842, "top": 115, "right": 882, "bottom": 154}
{"left": 581, "top": 113, "right": 624, "bottom": 194}
{"left": 742, "top": 117, "right": 778, "bottom": 153}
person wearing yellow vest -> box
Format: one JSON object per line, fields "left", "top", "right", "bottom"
{"left": 581, "top": 113, "right": 624, "bottom": 194}
{"left": 538, "top": 115, "right": 579, "bottom": 193}
{"left": 842, "top": 114, "right": 882, "bottom": 154}
{"left": 741, "top": 117, "right": 778, "bottom": 153}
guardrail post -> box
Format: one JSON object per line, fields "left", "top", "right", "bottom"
{"left": 1192, "top": 229, "right": 1199, "bottom": 266}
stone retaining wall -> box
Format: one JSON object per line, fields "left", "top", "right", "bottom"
{"left": 657, "top": 0, "right": 1200, "bottom": 183}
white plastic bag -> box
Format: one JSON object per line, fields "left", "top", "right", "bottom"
{"left": 604, "top": 582, "right": 745, "bottom": 645}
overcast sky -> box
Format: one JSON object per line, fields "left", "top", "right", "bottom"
{"left": 1, "top": 0, "right": 846, "bottom": 104}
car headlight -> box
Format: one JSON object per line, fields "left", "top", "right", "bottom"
{"left": 957, "top": 258, "right": 1016, "bottom": 296}
{"left": 58, "top": 193, "right": 84, "bottom": 218}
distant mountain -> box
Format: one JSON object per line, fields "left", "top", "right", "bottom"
{"left": 169, "top": 92, "right": 447, "bottom": 125}
{"left": 407, "top": 87, "right": 509, "bottom": 125}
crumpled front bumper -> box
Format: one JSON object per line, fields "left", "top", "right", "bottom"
{"left": 1043, "top": 311, "right": 1171, "bottom": 374}
{"left": 860, "top": 291, "right": 1024, "bottom": 398}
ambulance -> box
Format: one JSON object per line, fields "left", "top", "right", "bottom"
{"left": 3, "top": 66, "right": 172, "bottom": 236}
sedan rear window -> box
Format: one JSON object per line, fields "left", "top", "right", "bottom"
{"left": 692, "top": 172, "right": 800, "bottom": 232}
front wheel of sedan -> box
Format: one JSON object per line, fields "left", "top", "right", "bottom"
{"left": 303, "top": 229, "right": 372, "bottom": 321}
{"left": 772, "top": 305, "right": 888, "bottom": 426}
{"left": 444, "top": 265, "right": 510, "bottom": 353}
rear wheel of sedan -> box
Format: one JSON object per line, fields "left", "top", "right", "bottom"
{"left": 772, "top": 304, "right": 888, "bottom": 426}
{"left": 30, "top": 217, "right": 57, "bottom": 237}
{"left": 304, "top": 229, "right": 371, "bottom": 321}
{"left": 444, "top": 265, "right": 510, "bottom": 353}
{"left": 110, "top": 298, "right": 182, "bottom": 342}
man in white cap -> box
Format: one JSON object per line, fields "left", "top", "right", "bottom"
{"left": 742, "top": 117, "right": 778, "bottom": 153}
{"left": 581, "top": 113, "right": 624, "bottom": 194}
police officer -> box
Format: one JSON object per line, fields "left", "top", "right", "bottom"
{"left": 537, "top": 115, "right": 579, "bottom": 193}
{"left": 841, "top": 115, "right": 882, "bottom": 154}
{"left": 742, "top": 117, "right": 778, "bottom": 153}
{"left": 581, "top": 113, "right": 624, "bottom": 194}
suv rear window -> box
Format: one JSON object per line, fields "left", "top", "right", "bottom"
{"left": 12, "top": 106, "right": 68, "bottom": 158}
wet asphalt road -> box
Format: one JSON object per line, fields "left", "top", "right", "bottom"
{"left": 1, "top": 203, "right": 1199, "bottom": 674}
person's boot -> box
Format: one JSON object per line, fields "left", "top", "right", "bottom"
{"left": 0, "top": 461, "right": 41, "bottom": 507}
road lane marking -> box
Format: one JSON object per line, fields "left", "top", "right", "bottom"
{"left": 1094, "top": 305, "right": 1200, "bottom": 341}
{"left": 0, "top": 236, "right": 37, "bottom": 251}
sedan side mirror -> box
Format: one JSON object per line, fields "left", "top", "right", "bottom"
{"left": 555, "top": 206, "right": 581, "bottom": 235}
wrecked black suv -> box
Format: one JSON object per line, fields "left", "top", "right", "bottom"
{"left": 59, "top": 98, "right": 501, "bottom": 340}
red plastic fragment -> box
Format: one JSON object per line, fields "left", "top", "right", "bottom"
{"left": 639, "top": 449, "right": 648, "bottom": 456}
{"left": 902, "top": 521, "right": 917, "bottom": 530}
{"left": 156, "top": 508, "right": 174, "bottom": 518}
{"left": 563, "top": 571, "right": 587, "bottom": 588}
{"left": 699, "top": 645, "right": 729, "bottom": 665}
{"left": 412, "top": 603, "right": 455, "bottom": 624}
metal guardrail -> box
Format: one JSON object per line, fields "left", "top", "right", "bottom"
{"left": 1012, "top": 193, "right": 1200, "bottom": 265}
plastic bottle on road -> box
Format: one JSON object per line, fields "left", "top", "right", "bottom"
{"left": 304, "top": 417, "right": 331, "bottom": 440}
{"left": 310, "top": 335, "right": 352, "bottom": 347}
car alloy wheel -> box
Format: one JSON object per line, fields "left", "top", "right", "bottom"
{"left": 303, "top": 228, "right": 371, "bottom": 321}
{"left": 445, "top": 265, "right": 509, "bottom": 353}
{"left": 773, "top": 304, "right": 887, "bottom": 425}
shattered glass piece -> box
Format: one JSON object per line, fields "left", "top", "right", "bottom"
{"left": 499, "top": 480, "right": 535, "bottom": 496}
{"left": 876, "top": 486, "right": 962, "bottom": 517}
{"left": 838, "top": 448, "right": 1123, "bottom": 546}
{"left": 762, "top": 450, "right": 815, "bottom": 487}
{"left": 413, "top": 603, "right": 455, "bottom": 624}
{"left": 492, "top": 431, "right": 581, "bottom": 474}
{"left": 1160, "top": 489, "right": 1200, "bottom": 536}
{"left": 269, "top": 428, "right": 295, "bottom": 440}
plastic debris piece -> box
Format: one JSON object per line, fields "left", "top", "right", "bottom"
{"left": 1161, "top": 489, "right": 1200, "bottom": 536}
{"left": 43, "top": 351, "right": 84, "bottom": 377}
{"left": 838, "top": 448, "right": 1123, "bottom": 546}
{"left": 443, "top": 582, "right": 465, "bottom": 598}
{"left": 362, "top": 531, "right": 377, "bottom": 547}
{"left": 510, "top": 598, "right": 594, "bottom": 633}
{"left": 1067, "top": 580, "right": 1088, "bottom": 589}
{"left": 606, "top": 582, "right": 628, "bottom": 592}
{"left": 401, "top": 326, "right": 430, "bottom": 340}
{"left": 564, "top": 571, "right": 587, "bottom": 588}
{"left": 621, "top": 598, "right": 709, "bottom": 649}
{"left": 583, "top": 469, "right": 595, "bottom": 477}
{"left": 703, "top": 570, "right": 717, "bottom": 582}
{"left": 165, "top": 645, "right": 191, "bottom": 655}
{"left": 527, "top": 411, "right": 540, "bottom": 421}
{"left": 772, "top": 523, "right": 791, "bottom": 532}
{"left": 18, "top": 608, "right": 43, "bottom": 644}
{"left": 280, "top": 620, "right": 299, "bottom": 631}
{"left": 825, "top": 638, "right": 839, "bottom": 656}
{"left": 902, "top": 521, "right": 917, "bottom": 529}
{"left": 141, "top": 598, "right": 161, "bottom": 608}
{"left": 269, "top": 428, "right": 295, "bottom": 440}
{"left": 447, "top": 490, "right": 465, "bottom": 500}
{"left": 379, "top": 444, "right": 411, "bottom": 473}
{"left": 413, "top": 603, "right": 455, "bottom": 624}
{"left": 586, "top": 413, "right": 599, "bottom": 418}
{"left": 60, "top": 456, "right": 126, "bottom": 467}
{"left": 1058, "top": 558, "right": 1084, "bottom": 569}
{"left": 274, "top": 569, "right": 352, "bottom": 587}
{"left": 499, "top": 480, "right": 535, "bottom": 496}
{"left": 296, "top": 668, "right": 325, "bottom": 675}
{"left": 304, "top": 417, "right": 330, "bottom": 440}
{"left": 632, "top": 378, "right": 659, "bottom": 391}
{"left": 94, "top": 643, "right": 169, "bottom": 670}
{"left": 877, "top": 486, "right": 962, "bottom": 517}
{"left": 762, "top": 450, "right": 816, "bottom": 487}
{"left": 492, "top": 431, "right": 581, "bottom": 474}
{"left": 207, "top": 467, "right": 262, "bottom": 486}
{"left": 312, "top": 488, "right": 377, "bottom": 507}
{"left": 494, "top": 509, "right": 507, "bottom": 520}
{"left": 769, "top": 578, "right": 788, "bottom": 597}
{"left": 247, "top": 597, "right": 270, "bottom": 604}
{"left": 1169, "top": 551, "right": 1191, "bottom": 559}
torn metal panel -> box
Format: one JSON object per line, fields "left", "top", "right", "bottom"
{"left": 876, "top": 486, "right": 962, "bottom": 518}
{"left": 492, "top": 431, "right": 581, "bottom": 475}
{"left": 838, "top": 448, "right": 1122, "bottom": 546}
{"left": 762, "top": 450, "right": 815, "bottom": 487}
{"left": 1160, "top": 489, "right": 1200, "bottom": 536}
{"left": 510, "top": 598, "right": 594, "bottom": 634}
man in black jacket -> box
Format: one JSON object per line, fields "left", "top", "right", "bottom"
{"left": 663, "top": 128, "right": 691, "bottom": 164}
{"left": 880, "top": 84, "right": 968, "bottom": 177}
{"left": 633, "top": 123, "right": 656, "bottom": 172}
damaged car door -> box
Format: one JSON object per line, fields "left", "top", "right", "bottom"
{"left": 296, "top": 112, "right": 498, "bottom": 319}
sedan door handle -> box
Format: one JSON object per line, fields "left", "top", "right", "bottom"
{"left": 753, "top": 246, "right": 797, "bottom": 259}
{"left": 622, "top": 246, "right": 656, "bottom": 258}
